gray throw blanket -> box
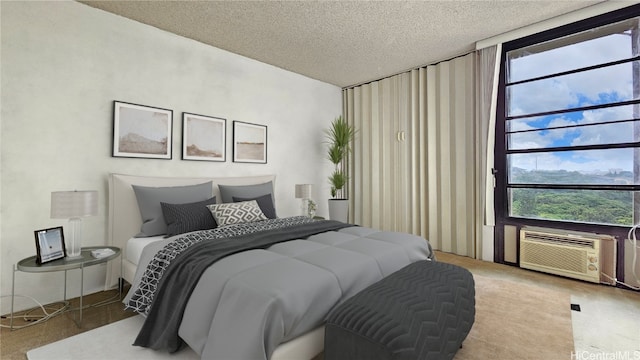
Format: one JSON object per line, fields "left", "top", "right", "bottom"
{"left": 133, "top": 219, "right": 353, "bottom": 352}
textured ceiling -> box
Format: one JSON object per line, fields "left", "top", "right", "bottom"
{"left": 80, "top": 0, "right": 607, "bottom": 88}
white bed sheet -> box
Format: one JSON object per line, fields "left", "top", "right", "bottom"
{"left": 126, "top": 236, "right": 166, "bottom": 265}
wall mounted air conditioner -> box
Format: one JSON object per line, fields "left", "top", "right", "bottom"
{"left": 520, "top": 227, "right": 616, "bottom": 285}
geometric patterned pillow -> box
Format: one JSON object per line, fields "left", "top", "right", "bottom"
{"left": 160, "top": 197, "right": 217, "bottom": 237}
{"left": 232, "top": 193, "right": 277, "bottom": 219}
{"left": 207, "top": 200, "right": 267, "bottom": 227}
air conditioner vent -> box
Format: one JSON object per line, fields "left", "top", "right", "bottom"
{"left": 523, "top": 232, "right": 595, "bottom": 248}
{"left": 519, "top": 226, "right": 616, "bottom": 285}
{"left": 520, "top": 241, "right": 587, "bottom": 273}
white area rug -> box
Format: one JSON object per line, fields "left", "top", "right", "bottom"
{"left": 27, "top": 314, "right": 324, "bottom": 360}
{"left": 26, "top": 315, "right": 199, "bottom": 360}
{"left": 27, "top": 292, "right": 640, "bottom": 360}
{"left": 571, "top": 294, "right": 640, "bottom": 357}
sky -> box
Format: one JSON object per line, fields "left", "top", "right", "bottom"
{"left": 506, "top": 26, "right": 638, "bottom": 173}
{"left": 186, "top": 115, "right": 224, "bottom": 152}
{"left": 118, "top": 106, "right": 170, "bottom": 142}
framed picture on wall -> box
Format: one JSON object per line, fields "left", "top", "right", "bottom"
{"left": 182, "top": 113, "right": 226, "bottom": 162}
{"left": 112, "top": 101, "right": 173, "bottom": 159}
{"left": 233, "top": 121, "right": 267, "bottom": 164}
{"left": 34, "top": 226, "right": 66, "bottom": 264}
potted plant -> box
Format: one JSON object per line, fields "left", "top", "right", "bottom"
{"left": 326, "top": 115, "right": 355, "bottom": 222}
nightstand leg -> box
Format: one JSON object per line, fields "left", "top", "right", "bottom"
{"left": 119, "top": 255, "right": 123, "bottom": 300}
{"left": 79, "top": 264, "right": 84, "bottom": 325}
{"left": 118, "top": 278, "right": 124, "bottom": 298}
{"left": 63, "top": 269, "right": 68, "bottom": 301}
{"left": 10, "top": 264, "right": 16, "bottom": 330}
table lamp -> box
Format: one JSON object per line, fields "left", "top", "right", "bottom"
{"left": 295, "top": 184, "right": 314, "bottom": 217}
{"left": 51, "top": 190, "right": 98, "bottom": 258}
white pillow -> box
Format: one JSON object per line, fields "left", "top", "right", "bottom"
{"left": 207, "top": 200, "right": 267, "bottom": 227}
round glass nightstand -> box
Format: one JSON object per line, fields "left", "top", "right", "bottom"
{"left": 10, "top": 246, "right": 121, "bottom": 329}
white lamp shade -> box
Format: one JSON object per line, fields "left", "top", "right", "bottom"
{"left": 295, "top": 184, "right": 312, "bottom": 199}
{"left": 51, "top": 191, "right": 99, "bottom": 219}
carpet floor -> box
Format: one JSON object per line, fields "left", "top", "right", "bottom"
{"left": 25, "top": 274, "right": 574, "bottom": 360}
{"left": 455, "top": 275, "right": 573, "bottom": 360}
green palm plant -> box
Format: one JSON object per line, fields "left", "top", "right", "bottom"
{"left": 325, "top": 116, "right": 355, "bottom": 199}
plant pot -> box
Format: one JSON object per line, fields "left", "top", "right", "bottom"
{"left": 328, "top": 199, "right": 349, "bottom": 223}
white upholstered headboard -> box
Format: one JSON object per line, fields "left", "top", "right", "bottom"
{"left": 105, "top": 173, "right": 276, "bottom": 289}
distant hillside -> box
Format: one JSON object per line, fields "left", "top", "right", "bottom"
{"left": 510, "top": 169, "right": 633, "bottom": 226}
{"left": 186, "top": 144, "right": 222, "bottom": 158}
{"left": 119, "top": 133, "right": 167, "bottom": 155}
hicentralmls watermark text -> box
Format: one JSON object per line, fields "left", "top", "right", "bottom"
{"left": 572, "top": 351, "right": 640, "bottom": 360}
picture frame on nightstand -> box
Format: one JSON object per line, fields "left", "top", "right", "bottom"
{"left": 34, "top": 226, "right": 66, "bottom": 264}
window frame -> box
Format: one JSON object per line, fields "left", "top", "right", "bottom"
{"left": 494, "top": 4, "right": 640, "bottom": 265}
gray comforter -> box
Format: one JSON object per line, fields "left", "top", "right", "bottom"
{"left": 125, "top": 217, "right": 433, "bottom": 360}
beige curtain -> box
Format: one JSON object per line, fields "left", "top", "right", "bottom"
{"left": 475, "top": 44, "right": 502, "bottom": 260}
{"left": 343, "top": 53, "right": 476, "bottom": 257}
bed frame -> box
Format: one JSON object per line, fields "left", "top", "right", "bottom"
{"left": 105, "top": 173, "right": 325, "bottom": 360}
{"left": 106, "top": 173, "right": 276, "bottom": 286}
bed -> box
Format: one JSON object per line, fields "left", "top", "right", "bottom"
{"left": 106, "top": 173, "right": 434, "bottom": 360}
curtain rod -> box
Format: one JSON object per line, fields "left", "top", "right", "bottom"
{"left": 342, "top": 50, "right": 474, "bottom": 90}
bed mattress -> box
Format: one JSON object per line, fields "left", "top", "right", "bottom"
{"left": 125, "top": 236, "right": 165, "bottom": 265}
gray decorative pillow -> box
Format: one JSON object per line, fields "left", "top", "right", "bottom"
{"left": 132, "top": 181, "right": 213, "bottom": 237}
{"left": 207, "top": 200, "right": 267, "bottom": 227}
{"left": 161, "top": 196, "right": 217, "bottom": 237}
{"left": 218, "top": 181, "right": 274, "bottom": 204}
{"left": 232, "top": 193, "right": 277, "bottom": 219}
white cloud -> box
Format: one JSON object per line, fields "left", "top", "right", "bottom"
{"left": 509, "top": 79, "right": 577, "bottom": 116}
{"left": 509, "top": 115, "right": 578, "bottom": 150}
{"left": 509, "top": 33, "right": 631, "bottom": 81}
{"left": 508, "top": 33, "right": 634, "bottom": 116}
{"left": 510, "top": 149, "right": 633, "bottom": 173}
{"left": 571, "top": 105, "right": 634, "bottom": 146}
{"left": 507, "top": 30, "right": 637, "bottom": 173}
{"left": 581, "top": 105, "right": 634, "bottom": 124}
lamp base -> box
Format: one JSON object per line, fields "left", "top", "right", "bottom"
{"left": 299, "top": 198, "right": 317, "bottom": 218}
{"left": 65, "top": 218, "right": 83, "bottom": 258}
{"left": 299, "top": 198, "right": 308, "bottom": 217}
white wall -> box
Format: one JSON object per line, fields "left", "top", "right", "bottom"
{"left": 0, "top": 1, "right": 341, "bottom": 313}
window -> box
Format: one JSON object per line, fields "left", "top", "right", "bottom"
{"left": 498, "top": 12, "right": 640, "bottom": 227}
